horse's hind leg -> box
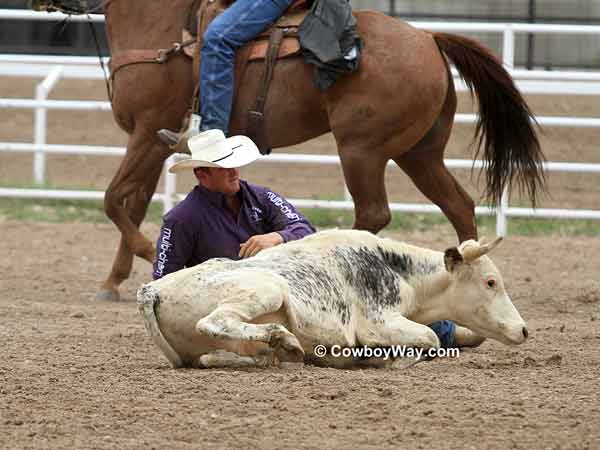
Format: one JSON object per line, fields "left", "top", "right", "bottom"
{"left": 393, "top": 100, "right": 478, "bottom": 242}
{"left": 338, "top": 148, "right": 391, "bottom": 233}
{"left": 396, "top": 152, "right": 477, "bottom": 242}
{"left": 96, "top": 132, "right": 168, "bottom": 301}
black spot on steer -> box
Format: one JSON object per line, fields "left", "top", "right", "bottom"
{"left": 376, "top": 248, "right": 414, "bottom": 278}
{"left": 332, "top": 246, "right": 441, "bottom": 320}
{"left": 333, "top": 247, "right": 403, "bottom": 317}
{"left": 377, "top": 247, "right": 440, "bottom": 278}
{"left": 278, "top": 259, "right": 351, "bottom": 325}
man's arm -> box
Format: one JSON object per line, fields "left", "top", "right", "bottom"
{"left": 238, "top": 232, "right": 283, "bottom": 259}
{"left": 261, "top": 189, "right": 316, "bottom": 243}
{"left": 152, "top": 219, "right": 195, "bottom": 279}
{"left": 238, "top": 187, "right": 316, "bottom": 259}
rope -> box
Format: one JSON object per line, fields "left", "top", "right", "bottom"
{"left": 87, "top": 16, "right": 113, "bottom": 102}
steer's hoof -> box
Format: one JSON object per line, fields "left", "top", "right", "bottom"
{"left": 279, "top": 361, "right": 304, "bottom": 370}
{"left": 199, "top": 351, "right": 257, "bottom": 368}
{"left": 391, "top": 356, "right": 428, "bottom": 370}
{"left": 270, "top": 330, "right": 305, "bottom": 363}
{"left": 454, "top": 326, "right": 486, "bottom": 348}
{"left": 95, "top": 288, "right": 120, "bottom": 302}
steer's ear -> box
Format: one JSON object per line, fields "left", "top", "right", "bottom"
{"left": 444, "top": 247, "right": 464, "bottom": 272}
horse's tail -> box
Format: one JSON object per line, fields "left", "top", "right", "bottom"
{"left": 432, "top": 32, "right": 546, "bottom": 206}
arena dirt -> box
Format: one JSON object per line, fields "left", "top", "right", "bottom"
{"left": 1, "top": 78, "right": 600, "bottom": 449}
{"left": 1, "top": 222, "right": 599, "bottom": 450}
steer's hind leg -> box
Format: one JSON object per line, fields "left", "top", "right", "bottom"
{"left": 196, "top": 349, "right": 276, "bottom": 369}
{"left": 195, "top": 278, "right": 304, "bottom": 364}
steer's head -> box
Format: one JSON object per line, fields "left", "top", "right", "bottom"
{"left": 444, "top": 237, "right": 528, "bottom": 345}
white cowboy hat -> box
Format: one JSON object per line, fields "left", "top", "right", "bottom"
{"left": 168, "top": 129, "right": 260, "bottom": 173}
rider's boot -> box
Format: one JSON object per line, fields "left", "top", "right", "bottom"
{"left": 157, "top": 113, "right": 203, "bottom": 155}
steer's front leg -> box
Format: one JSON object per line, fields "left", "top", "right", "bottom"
{"left": 356, "top": 312, "right": 441, "bottom": 369}
{"left": 357, "top": 312, "right": 441, "bottom": 350}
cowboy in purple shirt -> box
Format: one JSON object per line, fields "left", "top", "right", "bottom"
{"left": 153, "top": 130, "right": 315, "bottom": 280}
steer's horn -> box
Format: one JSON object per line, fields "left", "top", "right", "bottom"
{"left": 462, "top": 237, "right": 503, "bottom": 262}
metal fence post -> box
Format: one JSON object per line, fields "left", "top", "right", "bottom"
{"left": 496, "top": 26, "right": 516, "bottom": 237}
{"left": 343, "top": 185, "right": 352, "bottom": 202}
{"left": 388, "top": 0, "right": 396, "bottom": 17}
{"left": 163, "top": 154, "right": 177, "bottom": 214}
{"left": 496, "top": 190, "right": 509, "bottom": 237}
{"left": 34, "top": 66, "right": 63, "bottom": 185}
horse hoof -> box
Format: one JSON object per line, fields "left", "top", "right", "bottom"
{"left": 95, "top": 288, "right": 120, "bottom": 302}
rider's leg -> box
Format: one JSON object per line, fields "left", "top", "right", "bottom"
{"left": 199, "top": 0, "right": 295, "bottom": 135}
{"left": 158, "top": 0, "right": 294, "bottom": 150}
{"left": 428, "top": 320, "right": 456, "bottom": 348}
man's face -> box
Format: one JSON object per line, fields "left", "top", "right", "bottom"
{"left": 196, "top": 167, "right": 241, "bottom": 196}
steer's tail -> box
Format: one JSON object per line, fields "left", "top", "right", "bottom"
{"left": 433, "top": 32, "right": 546, "bottom": 206}
{"left": 137, "top": 284, "right": 183, "bottom": 368}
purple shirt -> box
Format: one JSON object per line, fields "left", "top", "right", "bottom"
{"left": 153, "top": 181, "right": 316, "bottom": 279}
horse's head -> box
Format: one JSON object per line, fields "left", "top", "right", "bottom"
{"left": 29, "top": 0, "right": 105, "bottom": 14}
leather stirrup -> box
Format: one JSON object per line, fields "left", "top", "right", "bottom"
{"left": 246, "top": 28, "right": 285, "bottom": 155}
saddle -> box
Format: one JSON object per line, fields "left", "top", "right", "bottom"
{"left": 184, "top": 0, "right": 311, "bottom": 153}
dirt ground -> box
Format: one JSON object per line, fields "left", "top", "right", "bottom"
{"left": 1, "top": 222, "right": 599, "bottom": 450}
{"left": 1, "top": 76, "right": 600, "bottom": 449}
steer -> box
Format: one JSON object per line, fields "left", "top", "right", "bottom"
{"left": 137, "top": 229, "right": 528, "bottom": 369}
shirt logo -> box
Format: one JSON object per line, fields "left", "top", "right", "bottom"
{"left": 249, "top": 206, "right": 263, "bottom": 223}
{"left": 266, "top": 191, "right": 300, "bottom": 221}
{"left": 154, "top": 227, "right": 172, "bottom": 278}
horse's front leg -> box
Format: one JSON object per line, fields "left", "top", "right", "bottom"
{"left": 96, "top": 130, "right": 168, "bottom": 301}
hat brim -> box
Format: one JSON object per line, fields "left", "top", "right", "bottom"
{"left": 168, "top": 135, "right": 261, "bottom": 173}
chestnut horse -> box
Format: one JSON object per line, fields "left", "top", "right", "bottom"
{"left": 33, "top": 0, "right": 545, "bottom": 302}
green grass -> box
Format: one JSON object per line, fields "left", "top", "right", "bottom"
{"left": 0, "top": 181, "right": 166, "bottom": 223}
{"left": 0, "top": 197, "right": 165, "bottom": 224}
{"left": 305, "top": 208, "right": 451, "bottom": 231}
{"left": 1, "top": 196, "right": 599, "bottom": 237}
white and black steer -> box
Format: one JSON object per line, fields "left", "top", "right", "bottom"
{"left": 137, "top": 229, "right": 528, "bottom": 369}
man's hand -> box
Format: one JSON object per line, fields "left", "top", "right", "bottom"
{"left": 239, "top": 232, "right": 284, "bottom": 259}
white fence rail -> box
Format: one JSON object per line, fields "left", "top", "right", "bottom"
{"left": 1, "top": 9, "right": 600, "bottom": 236}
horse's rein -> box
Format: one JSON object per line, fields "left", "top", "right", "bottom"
{"left": 40, "top": 0, "right": 194, "bottom": 103}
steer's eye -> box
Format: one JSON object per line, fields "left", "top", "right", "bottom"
{"left": 486, "top": 279, "right": 497, "bottom": 289}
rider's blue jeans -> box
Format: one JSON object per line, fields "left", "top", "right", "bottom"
{"left": 429, "top": 320, "right": 456, "bottom": 348}
{"left": 199, "top": 0, "right": 295, "bottom": 135}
